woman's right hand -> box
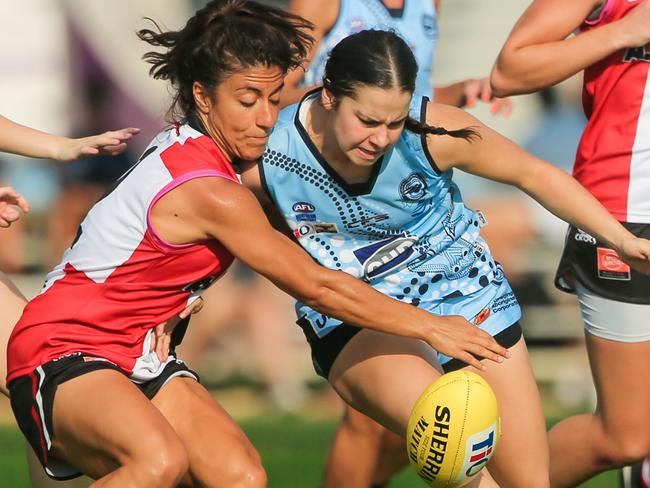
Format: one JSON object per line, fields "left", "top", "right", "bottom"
{"left": 422, "top": 315, "right": 511, "bottom": 371}
{"left": 616, "top": 0, "right": 650, "bottom": 49}
{"left": 0, "top": 186, "right": 29, "bottom": 227}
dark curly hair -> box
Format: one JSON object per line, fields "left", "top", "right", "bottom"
{"left": 138, "top": 0, "right": 314, "bottom": 122}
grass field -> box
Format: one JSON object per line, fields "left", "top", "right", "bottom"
{"left": 0, "top": 415, "right": 620, "bottom": 487}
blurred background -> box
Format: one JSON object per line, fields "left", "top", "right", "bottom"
{"left": 0, "top": 0, "right": 611, "bottom": 486}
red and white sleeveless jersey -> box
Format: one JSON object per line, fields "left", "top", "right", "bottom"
{"left": 7, "top": 122, "right": 238, "bottom": 384}
{"left": 576, "top": 0, "right": 650, "bottom": 223}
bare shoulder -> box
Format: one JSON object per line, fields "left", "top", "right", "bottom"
{"left": 422, "top": 102, "right": 486, "bottom": 172}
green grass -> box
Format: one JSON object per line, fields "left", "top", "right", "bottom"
{"left": 0, "top": 418, "right": 621, "bottom": 487}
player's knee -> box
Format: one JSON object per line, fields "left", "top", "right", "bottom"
{"left": 137, "top": 437, "right": 189, "bottom": 487}
{"left": 220, "top": 447, "right": 267, "bottom": 488}
{"left": 599, "top": 433, "right": 650, "bottom": 468}
{"left": 343, "top": 408, "right": 386, "bottom": 439}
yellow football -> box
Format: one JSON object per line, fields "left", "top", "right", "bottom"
{"left": 406, "top": 370, "right": 500, "bottom": 487}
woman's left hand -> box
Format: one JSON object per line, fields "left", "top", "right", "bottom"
{"left": 618, "top": 237, "right": 650, "bottom": 275}
{"left": 151, "top": 297, "right": 205, "bottom": 363}
{"left": 0, "top": 186, "right": 29, "bottom": 227}
{"left": 463, "top": 77, "right": 513, "bottom": 117}
{"left": 56, "top": 127, "right": 140, "bottom": 162}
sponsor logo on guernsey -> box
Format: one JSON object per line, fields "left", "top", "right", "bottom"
{"left": 596, "top": 247, "right": 631, "bottom": 280}
{"left": 623, "top": 45, "right": 650, "bottom": 63}
{"left": 462, "top": 422, "right": 498, "bottom": 478}
{"left": 473, "top": 307, "right": 491, "bottom": 326}
{"left": 293, "top": 223, "right": 339, "bottom": 238}
{"left": 574, "top": 229, "right": 597, "bottom": 245}
{"left": 292, "top": 202, "right": 316, "bottom": 213}
{"left": 183, "top": 276, "right": 217, "bottom": 293}
{"left": 491, "top": 291, "right": 517, "bottom": 313}
{"left": 399, "top": 173, "right": 428, "bottom": 202}
{"left": 296, "top": 213, "right": 316, "bottom": 222}
{"left": 82, "top": 356, "right": 117, "bottom": 366}
{"left": 353, "top": 232, "right": 418, "bottom": 280}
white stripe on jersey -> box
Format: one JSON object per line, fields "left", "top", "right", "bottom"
{"left": 629, "top": 70, "right": 650, "bottom": 223}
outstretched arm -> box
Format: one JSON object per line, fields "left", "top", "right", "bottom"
{"left": 491, "top": 0, "right": 650, "bottom": 96}
{"left": 427, "top": 102, "right": 650, "bottom": 274}
{"left": 151, "top": 176, "right": 511, "bottom": 370}
{"left": 0, "top": 115, "right": 139, "bottom": 162}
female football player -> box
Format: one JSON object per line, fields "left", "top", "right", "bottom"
{"left": 241, "top": 29, "right": 650, "bottom": 488}
{"left": 491, "top": 0, "right": 650, "bottom": 486}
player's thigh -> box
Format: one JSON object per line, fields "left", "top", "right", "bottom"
{"left": 152, "top": 377, "right": 265, "bottom": 486}
{"left": 587, "top": 333, "right": 650, "bottom": 446}
{"left": 52, "top": 369, "right": 187, "bottom": 479}
{"left": 465, "top": 337, "right": 549, "bottom": 486}
{"left": 0, "top": 271, "right": 26, "bottom": 395}
{"left": 329, "top": 328, "right": 443, "bottom": 436}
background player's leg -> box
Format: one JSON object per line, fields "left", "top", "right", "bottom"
{"left": 328, "top": 328, "right": 499, "bottom": 488}
{"left": 548, "top": 334, "right": 650, "bottom": 488}
{"left": 51, "top": 369, "right": 189, "bottom": 487}
{"left": 323, "top": 405, "right": 408, "bottom": 488}
{"left": 323, "top": 406, "right": 386, "bottom": 488}
{"left": 467, "top": 338, "right": 549, "bottom": 488}
{"left": 152, "top": 376, "right": 267, "bottom": 488}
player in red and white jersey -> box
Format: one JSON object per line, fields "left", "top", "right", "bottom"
{"left": 0, "top": 115, "right": 138, "bottom": 488}
{"left": 5, "top": 2, "right": 511, "bottom": 487}
{"left": 6, "top": 121, "right": 239, "bottom": 384}
{"left": 492, "top": 1, "right": 650, "bottom": 486}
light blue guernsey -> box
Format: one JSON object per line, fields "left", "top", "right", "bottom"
{"left": 260, "top": 92, "right": 521, "bottom": 365}
{"left": 302, "top": 0, "right": 437, "bottom": 98}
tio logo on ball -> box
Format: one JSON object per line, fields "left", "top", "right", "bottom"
{"left": 462, "top": 422, "right": 498, "bottom": 478}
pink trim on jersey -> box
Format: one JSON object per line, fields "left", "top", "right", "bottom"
{"left": 584, "top": 0, "right": 616, "bottom": 25}
{"left": 147, "top": 170, "right": 240, "bottom": 251}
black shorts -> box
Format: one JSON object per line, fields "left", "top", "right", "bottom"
{"left": 8, "top": 352, "right": 199, "bottom": 480}
{"left": 555, "top": 223, "right": 650, "bottom": 304}
{"left": 297, "top": 319, "right": 522, "bottom": 380}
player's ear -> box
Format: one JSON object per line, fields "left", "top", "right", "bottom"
{"left": 321, "top": 86, "right": 337, "bottom": 110}
{"left": 193, "top": 82, "right": 213, "bottom": 114}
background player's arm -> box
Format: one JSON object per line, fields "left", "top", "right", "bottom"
{"left": 0, "top": 114, "right": 139, "bottom": 162}
{"left": 280, "top": 0, "right": 339, "bottom": 107}
{"left": 153, "top": 177, "right": 510, "bottom": 369}
{"left": 491, "top": 0, "right": 650, "bottom": 96}
{"left": 427, "top": 102, "right": 650, "bottom": 273}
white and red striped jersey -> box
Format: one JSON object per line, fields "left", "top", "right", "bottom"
{"left": 7, "top": 122, "right": 238, "bottom": 384}
{"left": 576, "top": 0, "right": 650, "bottom": 223}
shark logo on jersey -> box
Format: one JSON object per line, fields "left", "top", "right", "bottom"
{"left": 353, "top": 232, "right": 418, "bottom": 280}
{"left": 399, "top": 173, "right": 428, "bottom": 202}
{"left": 422, "top": 14, "right": 437, "bottom": 40}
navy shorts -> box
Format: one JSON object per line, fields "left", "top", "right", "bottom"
{"left": 297, "top": 319, "right": 522, "bottom": 379}
{"left": 8, "top": 352, "right": 198, "bottom": 480}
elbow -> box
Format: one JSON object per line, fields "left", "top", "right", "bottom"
{"left": 490, "top": 64, "right": 517, "bottom": 98}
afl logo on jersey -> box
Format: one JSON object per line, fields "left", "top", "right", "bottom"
{"left": 422, "top": 14, "right": 437, "bottom": 40}
{"left": 354, "top": 232, "right": 418, "bottom": 280}
{"left": 399, "top": 173, "right": 428, "bottom": 202}
{"left": 292, "top": 202, "right": 316, "bottom": 213}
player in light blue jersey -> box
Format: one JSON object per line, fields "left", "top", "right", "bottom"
{"left": 279, "top": 3, "right": 511, "bottom": 485}
{"left": 241, "top": 30, "right": 650, "bottom": 488}
{"left": 281, "top": 0, "right": 510, "bottom": 115}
